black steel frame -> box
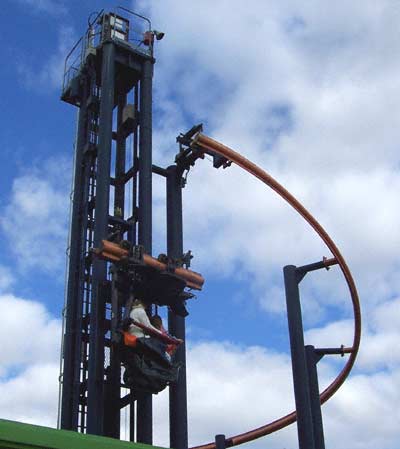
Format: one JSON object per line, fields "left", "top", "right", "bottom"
{"left": 60, "top": 11, "right": 157, "bottom": 443}
{"left": 167, "top": 164, "right": 188, "bottom": 449}
{"left": 284, "top": 260, "right": 346, "bottom": 449}
{"left": 61, "top": 10, "right": 192, "bottom": 448}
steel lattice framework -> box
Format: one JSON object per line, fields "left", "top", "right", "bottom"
{"left": 61, "top": 9, "right": 158, "bottom": 442}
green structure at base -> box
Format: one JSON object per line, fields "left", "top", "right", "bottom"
{"left": 0, "top": 419, "right": 167, "bottom": 449}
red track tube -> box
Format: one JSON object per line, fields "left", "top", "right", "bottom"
{"left": 190, "top": 132, "right": 361, "bottom": 449}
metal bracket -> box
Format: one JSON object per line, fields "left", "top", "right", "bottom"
{"left": 179, "top": 250, "right": 193, "bottom": 269}
{"left": 175, "top": 124, "right": 232, "bottom": 174}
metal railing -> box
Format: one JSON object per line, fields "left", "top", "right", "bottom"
{"left": 61, "top": 8, "right": 153, "bottom": 97}
{"left": 112, "top": 6, "right": 152, "bottom": 50}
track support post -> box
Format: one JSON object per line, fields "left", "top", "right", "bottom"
{"left": 167, "top": 164, "right": 188, "bottom": 449}
{"left": 284, "top": 265, "right": 316, "bottom": 449}
{"left": 305, "top": 346, "right": 325, "bottom": 449}
{"left": 136, "top": 56, "right": 154, "bottom": 446}
{"left": 284, "top": 260, "right": 334, "bottom": 449}
{"left": 215, "top": 435, "right": 226, "bottom": 449}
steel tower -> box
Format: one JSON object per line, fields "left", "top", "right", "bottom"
{"left": 59, "top": 8, "right": 189, "bottom": 446}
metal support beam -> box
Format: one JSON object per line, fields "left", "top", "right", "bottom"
{"left": 136, "top": 58, "right": 154, "bottom": 445}
{"left": 114, "top": 94, "right": 127, "bottom": 221}
{"left": 60, "top": 75, "right": 88, "bottom": 431}
{"left": 104, "top": 269, "right": 122, "bottom": 437}
{"left": 283, "top": 265, "right": 315, "bottom": 449}
{"left": 104, "top": 92, "right": 127, "bottom": 439}
{"left": 167, "top": 165, "right": 188, "bottom": 449}
{"left": 305, "top": 346, "right": 325, "bottom": 449}
{"left": 215, "top": 435, "right": 226, "bottom": 449}
{"left": 87, "top": 40, "right": 116, "bottom": 435}
{"left": 128, "top": 83, "right": 139, "bottom": 246}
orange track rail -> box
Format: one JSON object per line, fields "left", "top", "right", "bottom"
{"left": 190, "top": 132, "right": 361, "bottom": 449}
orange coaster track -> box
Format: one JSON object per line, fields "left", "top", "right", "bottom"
{"left": 189, "top": 132, "right": 361, "bottom": 449}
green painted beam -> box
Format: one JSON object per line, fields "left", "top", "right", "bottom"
{"left": 0, "top": 419, "right": 168, "bottom": 449}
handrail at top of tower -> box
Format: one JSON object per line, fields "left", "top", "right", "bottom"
{"left": 61, "top": 7, "right": 154, "bottom": 98}
{"left": 62, "top": 35, "right": 84, "bottom": 94}
{"left": 116, "top": 6, "right": 152, "bottom": 30}
{"left": 62, "top": 9, "right": 104, "bottom": 89}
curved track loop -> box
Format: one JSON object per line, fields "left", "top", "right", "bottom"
{"left": 190, "top": 133, "right": 361, "bottom": 449}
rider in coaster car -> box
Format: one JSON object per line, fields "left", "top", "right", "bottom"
{"left": 128, "top": 299, "right": 161, "bottom": 338}
{"left": 128, "top": 299, "right": 182, "bottom": 363}
{"left": 122, "top": 299, "right": 183, "bottom": 393}
{"left": 150, "top": 314, "right": 180, "bottom": 357}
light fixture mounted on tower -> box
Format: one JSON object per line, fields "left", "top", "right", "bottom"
{"left": 143, "top": 29, "right": 165, "bottom": 46}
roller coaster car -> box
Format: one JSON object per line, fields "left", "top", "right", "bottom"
{"left": 119, "top": 320, "right": 182, "bottom": 394}
{"left": 93, "top": 239, "right": 205, "bottom": 317}
{"left": 117, "top": 266, "right": 193, "bottom": 317}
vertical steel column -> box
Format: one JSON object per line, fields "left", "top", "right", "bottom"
{"left": 114, "top": 94, "right": 127, "bottom": 220}
{"left": 104, "top": 93, "right": 127, "bottom": 438}
{"left": 129, "top": 85, "right": 139, "bottom": 443}
{"left": 167, "top": 165, "right": 188, "bottom": 449}
{"left": 128, "top": 84, "right": 139, "bottom": 246}
{"left": 283, "top": 265, "right": 315, "bottom": 449}
{"left": 61, "top": 76, "right": 88, "bottom": 431}
{"left": 104, "top": 267, "right": 122, "bottom": 438}
{"left": 305, "top": 346, "right": 325, "bottom": 449}
{"left": 215, "top": 435, "right": 226, "bottom": 449}
{"left": 136, "top": 58, "right": 153, "bottom": 444}
{"left": 87, "top": 40, "right": 115, "bottom": 435}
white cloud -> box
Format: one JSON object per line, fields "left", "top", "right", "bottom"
{"left": 305, "top": 319, "right": 354, "bottom": 356}
{"left": 0, "top": 157, "right": 70, "bottom": 275}
{"left": 324, "top": 369, "right": 400, "bottom": 449}
{"left": 186, "top": 341, "right": 294, "bottom": 446}
{"left": 0, "top": 294, "right": 61, "bottom": 376}
{"left": 0, "top": 363, "right": 60, "bottom": 428}
{"left": 0, "top": 293, "right": 61, "bottom": 427}
{"left": 307, "top": 296, "right": 400, "bottom": 373}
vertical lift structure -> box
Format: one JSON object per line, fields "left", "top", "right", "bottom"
{"left": 59, "top": 7, "right": 360, "bottom": 449}
{"left": 59, "top": 8, "right": 190, "bottom": 447}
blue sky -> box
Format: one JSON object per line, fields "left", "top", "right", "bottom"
{"left": 1, "top": 1, "right": 400, "bottom": 449}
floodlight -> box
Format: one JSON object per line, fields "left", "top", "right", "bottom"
{"left": 153, "top": 30, "right": 165, "bottom": 41}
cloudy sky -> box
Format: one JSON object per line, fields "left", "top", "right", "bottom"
{"left": 1, "top": 1, "right": 399, "bottom": 448}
